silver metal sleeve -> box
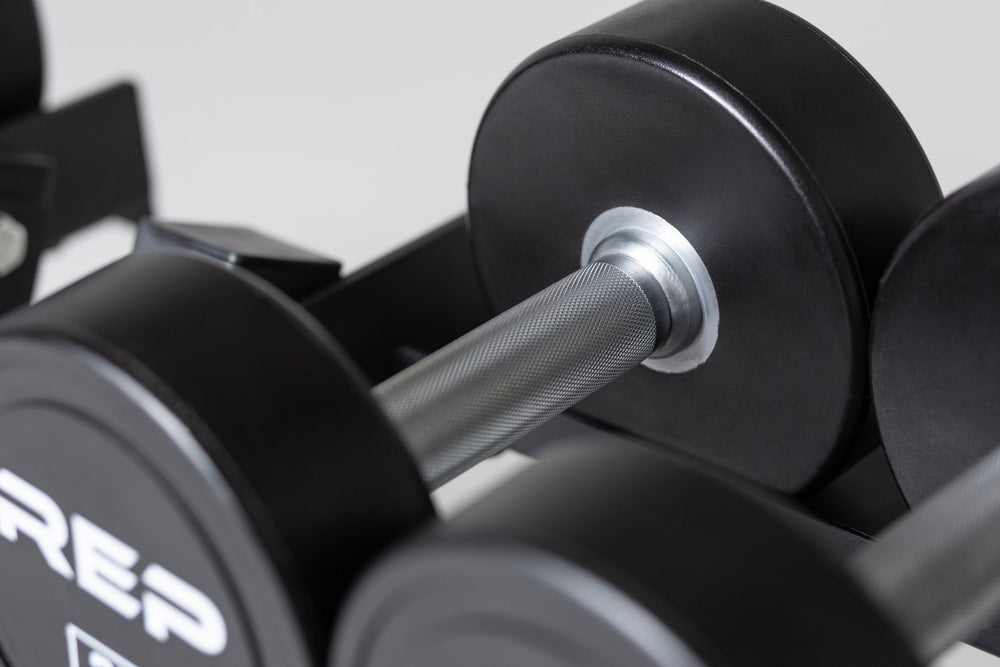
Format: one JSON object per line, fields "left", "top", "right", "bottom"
{"left": 373, "top": 261, "right": 659, "bottom": 489}
{"left": 849, "top": 444, "right": 1000, "bottom": 662}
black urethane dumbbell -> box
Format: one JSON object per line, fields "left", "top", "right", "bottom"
{"left": 459, "top": 0, "right": 941, "bottom": 492}
{"left": 332, "top": 429, "right": 1000, "bottom": 667}
{"left": 871, "top": 164, "right": 1000, "bottom": 508}
{"left": 0, "top": 0, "right": 41, "bottom": 125}
{"left": 0, "top": 0, "right": 939, "bottom": 666}
{"left": 334, "top": 169, "right": 1000, "bottom": 667}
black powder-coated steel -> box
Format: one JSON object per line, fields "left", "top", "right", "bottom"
{"left": 130, "top": 216, "right": 494, "bottom": 386}
{"left": 0, "top": 83, "right": 151, "bottom": 246}
{"left": 304, "top": 216, "right": 492, "bottom": 384}
{"left": 135, "top": 219, "right": 343, "bottom": 300}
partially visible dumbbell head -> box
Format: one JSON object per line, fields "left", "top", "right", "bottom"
{"left": 337, "top": 430, "right": 1000, "bottom": 666}
{"left": 469, "top": 0, "right": 940, "bottom": 491}
{"left": 333, "top": 442, "right": 920, "bottom": 667}
{"left": 0, "top": 0, "right": 42, "bottom": 121}
{"left": 0, "top": 254, "right": 432, "bottom": 667}
{"left": 872, "top": 165, "right": 1000, "bottom": 506}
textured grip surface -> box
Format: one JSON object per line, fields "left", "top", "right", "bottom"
{"left": 373, "top": 261, "right": 658, "bottom": 489}
{"left": 850, "top": 443, "right": 1000, "bottom": 662}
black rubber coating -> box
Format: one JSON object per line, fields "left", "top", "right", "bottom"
{"left": 468, "top": 0, "right": 940, "bottom": 493}
{"left": 334, "top": 441, "right": 920, "bottom": 667}
{"left": 0, "top": 253, "right": 432, "bottom": 667}
{"left": 0, "top": 0, "right": 43, "bottom": 122}
{"left": 872, "top": 166, "right": 1000, "bottom": 507}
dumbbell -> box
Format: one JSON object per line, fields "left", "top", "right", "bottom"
{"left": 335, "top": 163, "right": 1000, "bottom": 667}
{"left": 800, "top": 166, "right": 1000, "bottom": 636}
{"left": 748, "top": 166, "right": 1000, "bottom": 658}
{"left": 0, "top": 0, "right": 938, "bottom": 666}
{"left": 331, "top": 420, "right": 1000, "bottom": 667}
{"left": 871, "top": 164, "right": 1000, "bottom": 507}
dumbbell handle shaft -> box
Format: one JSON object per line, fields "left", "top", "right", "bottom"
{"left": 375, "top": 229, "right": 1000, "bottom": 661}
{"left": 373, "top": 260, "right": 660, "bottom": 489}
{"left": 851, "top": 444, "right": 1000, "bottom": 662}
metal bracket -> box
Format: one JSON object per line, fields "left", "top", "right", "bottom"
{"left": 0, "top": 153, "right": 54, "bottom": 314}
{"left": 0, "top": 1, "right": 151, "bottom": 315}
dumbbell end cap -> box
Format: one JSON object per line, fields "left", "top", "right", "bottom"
{"left": 582, "top": 207, "right": 718, "bottom": 372}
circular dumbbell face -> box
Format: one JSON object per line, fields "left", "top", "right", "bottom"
{"left": 0, "top": 253, "right": 433, "bottom": 667}
{"left": 468, "top": 0, "right": 940, "bottom": 492}
{"left": 0, "top": 341, "right": 260, "bottom": 667}
{"left": 872, "top": 167, "right": 1000, "bottom": 506}
{"left": 335, "top": 442, "right": 922, "bottom": 667}
{"left": 336, "top": 543, "right": 711, "bottom": 667}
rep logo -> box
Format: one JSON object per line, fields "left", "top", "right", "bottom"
{"left": 66, "top": 623, "right": 138, "bottom": 667}
{"left": 0, "top": 468, "right": 228, "bottom": 657}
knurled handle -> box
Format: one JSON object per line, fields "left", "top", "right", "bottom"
{"left": 374, "top": 260, "right": 659, "bottom": 489}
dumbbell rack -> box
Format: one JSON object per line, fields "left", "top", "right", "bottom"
{"left": 2, "top": 1, "right": 999, "bottom": 666}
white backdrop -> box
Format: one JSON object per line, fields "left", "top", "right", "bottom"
{"left": 30, "top": 1, "right": 1000, "bottom": 664}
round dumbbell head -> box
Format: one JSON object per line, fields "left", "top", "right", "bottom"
{"left": 0, "top": 0, "right": 42, "bottom": 121}
{"left": 334, "top": 441, "right": 920, "bottom": 667}
{"left": 468, "top": 0, "right": 940, "bottom": 492}
{"left": 872, "top": 166, "right": 1000, "bottom": 506}
{"left": 0, "top": 253, "right": 432, "bottom": 667}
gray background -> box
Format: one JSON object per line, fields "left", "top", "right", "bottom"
{"left": 31, "top": 1, "right": 1000, "bottom": 664}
